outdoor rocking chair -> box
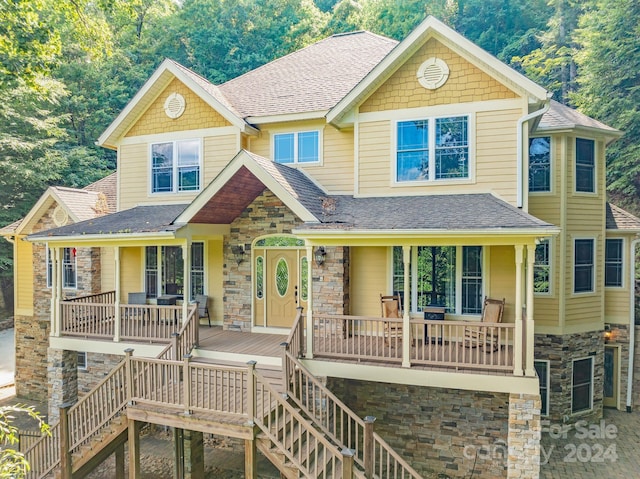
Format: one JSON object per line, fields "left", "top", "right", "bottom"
{"left": 381, "top": 294, "right": 403, "bottom": 345}
{"left": 195, "top": 294, "right": 211, "bottom": 327}
{"left": 464, "top": 296, "right": 505, "bottom": 350}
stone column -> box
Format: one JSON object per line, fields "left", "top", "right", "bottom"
{"left": 507, "top": 393, "right": 541, "bottom": 478}
{"left": 47, "top": 348, "right": 78, "bottom": 423}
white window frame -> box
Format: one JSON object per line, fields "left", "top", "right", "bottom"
{"left": 575, "top": 138, "right": 596, "bottom": 194}
{"left": 77, "top": 351, "right": 88, "bottom": 371}
{"left": 272, "top": 130, "right": 322, "bottom": 165}
{"left": 394, "top": 114, "right": 472, "bottom": 185}
{"left": 573, "top": 237, "right": 595, "bottom": 294}
{"left": 144, "top": 242, "right": 206, "bottom": 300}
{"left": 534, "top": 238, "right": 552, "bottom": 296}
{"left": 571, "top": 356, "right": 594, "bottom": 414}
{"left": 150, "top": 138, "right": 202, "bottom": 195}
{"left": 46, "top": 247, "right": 52, "bottom": 289}
{"left": 604, "top": 238, "right": 624, "bottom": 289}
{"left": 62, "top": 247, "right": 78, "bottom": 290}
{"left": 528, "top": 136, "right": 552, "bottom": 194}
{"left": 393, "top": 245, "right": 485, "bottom": 316}
{"left": 534, "top": 359, "right": 550, "bottom": 416}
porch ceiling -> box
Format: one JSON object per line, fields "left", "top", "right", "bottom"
{"left": 189, "top": 166, "right": 267, "bottom": 224}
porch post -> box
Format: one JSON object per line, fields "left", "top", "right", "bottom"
{"left": 182, "top": 240, "right": 191, "bottom": 325}
{"left": 50, "top": 245, "right": 60, "bottom": 337}
{"left": 305, "top": 245, "right": 314, "bottom": 358}
{"left": 113, "top": 246, "right": 121, "bottom": 342}
{"left": 402, "top": 246, "right": 411, "bottom": 368}
{"left": 513, "top": 245, "right": 524, "bottom": 376}
{"left": 525, "top": 243, "right": 536, "bottom": 376}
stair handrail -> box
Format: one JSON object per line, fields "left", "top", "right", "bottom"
{"left": 282, "top": 316, "right": 422, "bottom": 479}
{"left": 157, "top": 303, "right": 199, "bottom": 360}
{"left": 251, "top": 365, "right": 360, "bottom": 478}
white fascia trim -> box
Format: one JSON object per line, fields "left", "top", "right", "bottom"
{"left": 535, "top": 125, "right": 623, "bottom": 142}
{"left": 247, "top": 110, "right": 328, "bottom": 125}
{"left": 120, "top": 126, "right": 239, "bottom": 146}
{"left": 50, "top": 337, "right": 164, "bottom": 358}
{"left": 15, "top": 189, "right": 82, "bottom": 235}
{"left": 175, "top": 151, "right": 320, "bottom": 224}
{"left": 327, "top": 16, "right": 548, "bottom": 126}
{"left": 26, "top": 231, "right": 179, "bottom": 244}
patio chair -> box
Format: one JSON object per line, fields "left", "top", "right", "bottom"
{"left": 381, "top": 294, "right": 403, "bottom": 345}
{"left": 127, "top": 292, "right": 147, "bottom": 322}
{"left": 464, "top": 296, "right": 505, "bottom": 350}
{"left": 195, "top": 294, "right": 211, "bottom": 327}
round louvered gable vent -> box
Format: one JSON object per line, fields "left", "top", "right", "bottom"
{"left": 53, "top": 205, "right": 68, "bottom": 227}
{"left": 417, "top": 58, "right": 450, "bottom": 90}
{"left": 164, "top": 93, "right": 186, "bottom": 119}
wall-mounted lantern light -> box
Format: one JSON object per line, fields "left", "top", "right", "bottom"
{"left": 231, "top": 245, "right": 245, "bottom": 265}
{"left": 314, "top": 246, "right": 326, "bottom": 266}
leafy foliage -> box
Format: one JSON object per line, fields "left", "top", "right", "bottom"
{"left": 0, "top": 404, "right": 50, "bottom": 478}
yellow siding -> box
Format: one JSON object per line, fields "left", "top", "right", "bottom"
{"left": 357, "top": 109, "right": 521, "bottom": 201}
{"left": 120, "top": 247, "right": 142, "bottom": 300}
{"left": 249, "top": 121, "right": 355, "bottom": 194}
{"left": 125, "top": 78, "right": 230, "bottom": 137}
{"left": 527, "top": 133, "right": 563, "bottom": 226}
{"left": 119, "top": 133, "right": 238, "bottom": 210}
{"left": 100, "top": 247, "right": 115, "bottom": 291}
{"left": 605, "top": 289, "right": 630, "bottom": 324}
{"left": 205, "top": 238, "right": 224, "bottom": 324}
{"left": 350, "top": 247, "right": 388, "bottom": 317}
{"left": 488, "top": 246, "right": 516, "bottom": 323}
{"left": 15, "top": 237, "right": 33, "bottom": 314}
{"left": 360, "top": 38, "right": 516, "bottom": 113}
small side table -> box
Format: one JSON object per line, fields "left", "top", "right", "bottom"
{"left": 424, "top": 306, "right": 445, "bottom": 343}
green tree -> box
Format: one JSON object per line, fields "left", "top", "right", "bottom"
{"left": 573, "top": 0, "right": 640, "bottom": 211}
{"left": 0, "top": 404, "right": 50, "bottom": 478}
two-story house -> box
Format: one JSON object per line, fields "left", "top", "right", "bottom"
{"left": 4, "top": 16, "right": 639, "bottom": 479}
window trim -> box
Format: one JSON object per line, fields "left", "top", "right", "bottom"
{"left": 573, "top": 237, "right": 596, "bottom": 295}
{"left": 47, "top": 247, "right": 77, "bottom": 290}
{"left": 272, "top": 129, "right": 322, "bottom": 165}
{"left": 393, "top": 114, "right": 474, "bottom": 186}
{"left": 149, "top": 138, "right": 202, "bottom": 195}
{"left": 528, "top": 136, "right": 552, "bottom": 194}
{"left": 571, "top": 356, "right": 594, "bottom": 414}
{"left": 534, "top": 359, "right": 550, "bottom": 416}
{"left": 574, "top": 138, "right": 596, "bottom": 195}
{"left": 604, "top": 238, "right": 624, "bottom": 289}
{"left": 77, "top": 351, "right": 88, "bottom": 371}
{"left": 144, "top": 242, "right": 206, "bottom": 301}
{"left": 534, "top": 238, "right": 552, "bottom": 296}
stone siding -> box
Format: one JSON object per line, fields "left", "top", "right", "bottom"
{"left": 535, "top": 330, "right": 604, "bottom": 424}
{"left": 77, "top": 352, "right": 124, "bottom": 397}
{"left": 507, "top": 393, "right": 541, "bottom": 479}
{"left": 326, "top": 378, "right": 510, "bottom": 478}
{"left": 47, "top": 348, "right": 78, "bottom": 423}
{"left": 14, "top": 314, "right": 49, "bottom": 401}
{"left": 313, "top": 246, "right": 350, "bottom": 316}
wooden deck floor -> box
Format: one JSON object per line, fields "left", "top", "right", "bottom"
{"left": 198, "top": 326, "right": 287, "bottom": 358}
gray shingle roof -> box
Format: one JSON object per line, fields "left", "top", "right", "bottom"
{"left": 300, "top": 194, "right": 555, "bottom": 231}
{"left": 219, "top": 31, "right": 398, "bottom": 118}
{"left": 538, "top": 100, "right": 619, "bottom": 134}
{"left": 28, "top": 204, "right": 188, "bottom": 239}
{"left": 606, "top": 203, "right": 640, "bottom": 231}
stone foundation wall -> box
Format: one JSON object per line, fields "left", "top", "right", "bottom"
{"left": 507, "top": 393, "right": 541, "bottom": 479}
{"left": 326, "top": 378, "right": 510, "bottom": 478}
{"left": 535, "top": 330, "right": 604, "bottom": 424}
{"left": 47, "top": 348, "right": 78, "bottom": 423}
{"left": 14, "top": 314, "right": 49, "bottom": 401}
{"left": 77, "top": 352, "right": 124, "bottom": 397}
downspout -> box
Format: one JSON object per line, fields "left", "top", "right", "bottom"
{"left": 626, "top": 238, "right": 639, "bottom": 412}
{"left": 517, "top": 95, "right": 553, "bottom": 208}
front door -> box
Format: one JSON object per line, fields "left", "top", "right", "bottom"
{"left": 263, "top": 249, "right": 307, "bottom": 328}
{"left": 603, "top": 345, "right": 619, "bottom": 408}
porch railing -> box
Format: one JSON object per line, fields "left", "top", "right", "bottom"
{"left": 312, "top": 314, "right": 516, "bottom": 373}
{"left": 64, "top": 290, "right": 116, "bottom": 304}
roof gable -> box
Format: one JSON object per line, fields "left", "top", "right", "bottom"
{"left": 97, "top": 59, "right": 256, "bottom": 149}
{"left": 328, "top": 16, "right": 549, "bottom": 127}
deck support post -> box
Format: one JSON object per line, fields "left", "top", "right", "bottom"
{"left": 247, "top": 361, "right": 257, "bottom": 423}
{"left": 128, "top": 419, "right": 141, "bottom": 479}
{"left": 305, "top": 245, "right": 314, "bottom": 358}
{"left": 341, "top": 448, "right": 354, "bottom": 479}
{"left": 115, "top": 442, "right": 125, "bottom": 479}
{"left": 114, "top": 246, "right": 121, "bottom": 342}
{"left": 173, "top": 428, "right": 184, "bottom": 479}
{"left": 183, "top": 354, "right": 192, "bottom": 415}
{"left": 182, "top": 240, "right": 191, "bottom": 326}
{"left": 50, "top": 246, "right": 61, "bottom": 337}
{"left": 525, "top": 243, "right": 536, "bottom": 377}
{"left": 125, "top": 348, "right": 134, "bottom": 405}
{"left": 245, "top": 438, "right": 258, "bottom": 479}
{"left": 59, "top": 402, "right": 72, "bottom": 479}
{"left": 171, "top": 333, "right": 180, "bottom": 360}
{"left": 514, "top": 245, "right": 524, "bottom": 376}
{"left": 280, "top": 342, "right": 289, "bottom": 393}
{"left": 402, "top": 246, "right": 411, "bottom": 368}
{"left": 364, "top": 415, "right": 376, "bottom": 478}
{"left": 184, "top": 430, "right": 204, "bottom": 479}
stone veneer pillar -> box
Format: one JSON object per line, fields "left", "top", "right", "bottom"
{"left": 47, "top": 348, "right": 78, "bottom": 423}
{"left": 507, "top": 393, "right": 541, "bottom": 478}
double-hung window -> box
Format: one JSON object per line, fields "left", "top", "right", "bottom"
{"left": 534, "top": 239, "right": 551, "bottom": 294}
{"left": 574, "top": 239, "right": 595, "bottom": 293}
{"left": 575, "top": 138, "right": 595, "bottom": 193}
{"left": 393, "top": 245, "right": 482, "bottom": 315}
{"left": 396, "top": 116, "right": 469, "bottom": 182}
{"left": 47, "top": 247, "right": 77, "bottom": 289}
{"left": 274, "top": 131, "right": 319, "bottom": 164}
{"left": 151, "top": 139, "right": 201, "bottom": 193}
{"left": 144, "top": 242, "right": 205, "bottom": 300}
{"left": 572, "top": 357, "right": 594, "bottom": 413}
{"left": 534, "top": 360, "right": 550, "bottom": 416}
{"left": 605, "top": 238, "right": 623, "bottom": 287}
{"left": 529, "top": 137, "right": 551, "bottom": 192}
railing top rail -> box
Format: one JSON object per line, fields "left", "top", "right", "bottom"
{"left": 285, "top": 307, "right": 304, "bottom": 345}
{"left": 316, "top": 313, "right": 515, "bottom": 328}
{"left": 63, "top": 291, "right": 115, "bottom": 302}
{"left": 67, "top": 360, "right": 126, "bottom": 416}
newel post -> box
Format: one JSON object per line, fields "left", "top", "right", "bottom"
{"left": 183, "top": 354, "right": 192, "bottom": 415}
{"left": 246, "top": 361, "right": 257, "bottom": 424}
{"left": 59, "top": 402, "right": 73, "bottom": 479}
{"left": 364, "top": 416, "right": 376, "bottom": 478}
{"left": 280, "top": 342, "right": 290, "bottom": 394}
{"left": 171, "top": 332, "right": 180, "bottom": 361}
{"left": 125, "top": 348, "right": 134, "bottom": 405}
{"left": 341, "top": 448, "right": 354, "bottom": 479}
